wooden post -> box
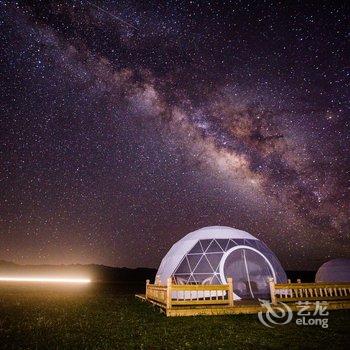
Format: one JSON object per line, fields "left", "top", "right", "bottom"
{"left": 145, "top": 279, "right": 150, "bottom": 300}
{"left": 287, "top": 279, "right": 291, "bottom": 297}
{"left": 268, "top": 277, "right": 276, "bottom": 305}
{"left": 227, "top": 277, "right": 234, "bottom": 307}
{"left": 296, "top": 278, "right": 301, "bottom": 298}
{"left": 166, "top": 277, "right": 172, "bottom": 312}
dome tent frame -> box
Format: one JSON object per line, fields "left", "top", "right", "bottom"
{"left": 156, "top": 226, "right": 287, "bottom": 300}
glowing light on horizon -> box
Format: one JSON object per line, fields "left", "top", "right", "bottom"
{"left": 0, "top": 276, "right": 91, "bottom": 284}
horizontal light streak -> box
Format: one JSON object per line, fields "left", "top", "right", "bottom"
{"left": 0, "top": 276, "right": 91, "bottom": 284}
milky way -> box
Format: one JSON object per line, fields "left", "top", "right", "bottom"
{"left": 1, "top": 1, "right": 349, "bottom": 269}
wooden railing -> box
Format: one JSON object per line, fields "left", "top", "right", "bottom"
{"left": 145, "top": 281, "right": 168, "bottom": 306}
{"left": 269, "top": 277, "right": 350, "bottom": 304}
{"left": 146, "top": 278, "right": 234, "bottom": 310}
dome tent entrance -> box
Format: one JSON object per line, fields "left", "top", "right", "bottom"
{"left": 156, "top": 226, "right": 287, "bottom": 300}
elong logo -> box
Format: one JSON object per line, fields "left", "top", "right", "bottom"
{"left": 258, "top": 299, "right": 329, "bottom": 328}
{"left": 258, "top": 299, "right": 293, "bottom": 327}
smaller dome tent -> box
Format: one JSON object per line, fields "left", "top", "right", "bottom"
{"left": 315, "top": 259, "right": 350, "bottom": 283}
{"left": 156, "top": 226, "right": 287, "bottom": 300}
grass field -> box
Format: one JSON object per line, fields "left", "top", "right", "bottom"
{"left": 0, "top": 283, "right": 349, "bottom": 349}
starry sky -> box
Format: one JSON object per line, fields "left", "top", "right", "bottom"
{"left": 1, "top": 0, "right": 349, "bottom": 270}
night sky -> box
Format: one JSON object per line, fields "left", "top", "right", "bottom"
{"left": 1, "top": 1, "right": 349, "bottom": 270}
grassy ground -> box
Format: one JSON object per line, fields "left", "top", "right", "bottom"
{"left": 0, "top": 283, "right": 349, "bottom": 349}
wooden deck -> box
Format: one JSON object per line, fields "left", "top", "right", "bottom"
{"left": 136, "top": 278, "right": 350, "bottom": 317}
{"left": 136, "top": 293, "right": 350, "bottom": 317}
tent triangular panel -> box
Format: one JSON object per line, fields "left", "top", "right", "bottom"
{"left": 175, "top": 257, "right": 191, "bottom": 273}
{"left": 200, "top": 240, "right": 211, "bottom": 251}
{"left": 187, "top": 254, "right": 202, "bottom": 271}
{"left": 189, "top": 242, "right": 203, "bottom": 253}
{"left": 206, "top": 240, "right": 223, "bottom": 253}
{"left": 193, "top": 255, "right": 215, "bottom": 273}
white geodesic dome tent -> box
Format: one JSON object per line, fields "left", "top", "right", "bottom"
{"left": 315, "top": 259, "right": 350, "bottom": 283}
{"left": 156, "top": 226, "right": 287, "bottom": 300}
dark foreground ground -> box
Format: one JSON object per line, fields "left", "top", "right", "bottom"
{"left": 0, "top": 283, "right": 349, "bottom": 349}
